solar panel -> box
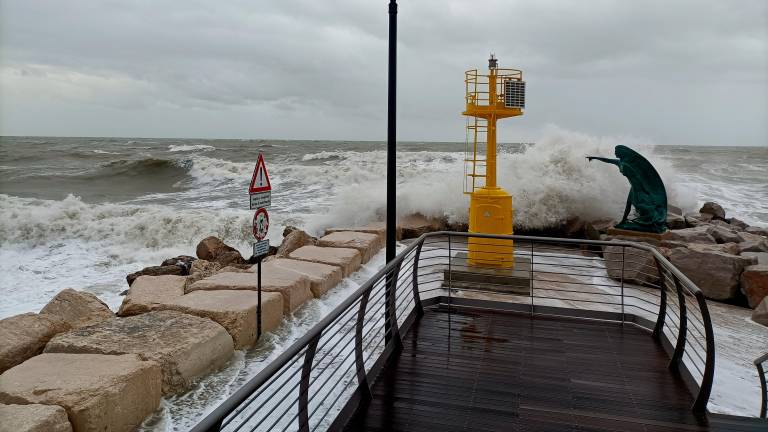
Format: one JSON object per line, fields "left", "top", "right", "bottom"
{"left": 504, "top": 80, "right": 525, "bottom": 108}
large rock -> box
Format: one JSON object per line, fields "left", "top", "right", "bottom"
{"left": 188, "top": 269, "right": 311, "bottom": 314}
{"left": 745, "top": 226, "right": 768, "bottom": 237}
{"left": 728, "top": 217, "right": 749, "bottom": 230}
{"left": 753, "top": 297, "right": 768, "bottom": 326}
{"left": 195, "top": 236, "right": 244, "bottom": 265}
{"left": 263, "top": 258, "right": 343, "bottom": 298}
{"left": 325, "top": 221, "right": 398, "bottom": 243}
{"left": 276, "top": 228, "right": 316, "bottom": 258}
{"left": 742, "top": 252, "right": 768, "bottom": 265}
{"left": 289, "top": 245, "right": 362, "bottom": 277}
{"left": 0, "top": 353, "right": 161, "bottom": 432}
{"left": 126, "top": 265, "right": 183, "bottom": 286}
{"left": 160, "top": 255, "right": 197, "bottom": 268}
{"left": 44, "top": 311, "right": 233, "bottom": 395}
{"left": 737, "top": 231, "right": 768, "bottom": 244}
{"left": 117, "top": 275, "right": 186, "bottom": 317}
{"left": 666, "top": 213, "right": 686, "bottom": 230}
{"left": 160, "top": 290, "right": 282, "bottom": 348}
{"left": 688, "top": 242, "right": 740, "bottom": 256}
{"left": 0, "top": 313, "right": 70, "bottom": 374}
{"left": 711, "top": 219, "right": 743, "bottom": 232}
{"left": 186, "top": 259, "right": 222, "bottom": 287}
{"left": 317, "top": 231, "right": 381, "bottom": 263}
{"left": 398, "top": 213, "right": 447, "bottom": 239}
{"left": 667, "top": 248, "right": 757, "bottom": 300}
{"left": 738, "top": 240, "right": 768, "bottom": 254}
{"left": 603, "top": 243, "right": 659, "bottom": 285}
{"left": 707, "top": 225, "right": 741, "bottom": 244}
{"left": 699, "top": 202, "right": 726, "bottom": 220}
{"left": 40, "top": 289, "right": 113, "bottom": 329}
{"left": 740, "top": 265, "right": 768, "bottom": 309}
{"left": 0, "top": 403, "right": 72, "bottom": 432}
{"left": 666, "top": 226, "right": 717, "bottom": 244}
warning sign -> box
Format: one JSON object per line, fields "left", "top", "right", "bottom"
{"left": 252, "top": 207, "right": 270, "bottom": 241}
{"left": 249, "top": 153, "right": 271, "bottom": 194}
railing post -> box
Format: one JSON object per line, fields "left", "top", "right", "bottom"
{"left": 298, "top": 335, "right": 320, "bottom": 432}
{"left": 384, "top": 263, "right": 403, "bottom": 351}
{"left": 620, "top": 246, "right": 625, "bottom": 323}
{"left": 692, "top": 293, "right": 715, "bottom": 413}
{"left": 355, "top": 287, "right": 373, "bottom": 402}
{"left": 652, "top": 258, "right": 667, "bottom": 342}
{"left": 529, "top": 240, "right": 534, "bottom": 317}
{"left": 412, "top": 239, "right": 425, "bottom": 318}
{"left": 757, "top": 356, "right": 767, "bottom": 419}
{"left": 669, "top": 277, "right": 687, "bottom": 372}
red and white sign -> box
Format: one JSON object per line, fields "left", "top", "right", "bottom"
{"left": 252, "top": 207, "right": 270, "bottom": 241}
{"left": 249, "top": 153, "right": 271, "bottom": 194}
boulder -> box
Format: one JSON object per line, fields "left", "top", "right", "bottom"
{"left": 216, "top": 265, "right": 251, "bottom": 273}
{"left": 289, "top": 245, "right": 362, "bottom": 277}
{"left": 0, "top": 313, "right": 70, "bottom": 374}
{"left": 686, "top": 212, "right": 714, "bottom": 223}
{"left": 740, "top": 265, "right": 768, "bottom": 309}
{"left": 189, "top": 269, "right": 311, "bottom": 314}
{"left": 40, "top": 289, "right": 113, "bottom": 329}
{"left": 44, "top": 311, "right": 234, "bottom": 395}
{"left": 398, "top": 213, "right": 447, "bottom": 239}
{"left": 117, "top": 275, "right": 186, "bottom": 317}
{"left": 699, "top": 202, "right": 726, "bottom": 220}
{"left": 741, "top": 252, "right": 768, "bottom": 265}
{"left": 752, "top": 297, "right": 768, "bottom": 326}
{"left": 603, "top": 243, "right": 659, "bottom": 285}
{"left": 745, "top": 226, "right": 768, "bottom": 237}
{"left": 728, "top": 218, "right": 750, "bottom": 230}
{"left": 160, "top": 290, "right": 283, "bottom": 348}
{"left": 737, "top": 231, "right": 768, "bottom": 245}
{"left": 126, "top": 264, "right": 183, "bottom": 286}
{"left": 585, "top": 219, "right": 617, "bottom": 241}
{"left": 688, "top": 242, "right": 741, "bottom": 256}
{"left": 562, "top": 217, "right": 585, "bottom": 238}
{"left": 196, "top": 236, "right": 238, "bottom": 261}
{"left": 160, "top": 255, "right": 197, "bottom": 269}
{"left": 446, "top": 220, "right": 469, "bottom": 232}
{"left": 667, "top": 204, "right": 683, "bottom": 216}
{"left": 667, "top": 248, "right": 757, "bottom": 300}
{"left": 0, "top": 403, "right": 72, "bottom": 432}
{"left": 264, "top": 258, "right": 343, "bottom": 298}
{"left": 666, "top": 213, "right": 686, "bottom": 230}
{"left": 325, "top": 221, "right": 398, "bottom": 243}
{"left": 711, "top": 219, "right": 743, "bottom": 232}
{"left": 276, "top": 228, "right": 317, "bottom": 258}
{"left": 707, "top": 225, "right": 741, "bottom": 244}
{"left": 215, "top": 250, "right": 246, "bottom": 266}
{"left": 666, "top": 226, "right": 717, "bottom": 244}
{"left": 317, "top": 231, "right": 381, "bottom": 263}
{"left": 186, "top": 259, "right": 222, "bottom": 287}
{"left": 0, "top": 353, "right": 161, "bottom": 432}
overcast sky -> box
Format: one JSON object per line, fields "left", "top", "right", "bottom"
{"left": 1, "top": 0, "right": 766, "bottom": 146}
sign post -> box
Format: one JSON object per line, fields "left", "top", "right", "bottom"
{"left": 249, "top": 153, "right": 272, "bottom": 339}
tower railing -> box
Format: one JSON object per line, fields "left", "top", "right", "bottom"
{"left": 465, "top": 68, "right": 523, "bottom": 107}
{"left": 190, "top": 232, "right": 716, "bottom": 432}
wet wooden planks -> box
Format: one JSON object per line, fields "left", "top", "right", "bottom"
{"left": 343, "top": 307, "right": 762, "bottom": 432}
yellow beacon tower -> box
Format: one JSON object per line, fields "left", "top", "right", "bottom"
{"left": 463, "top": 55, "right": 525, "bottom": 267}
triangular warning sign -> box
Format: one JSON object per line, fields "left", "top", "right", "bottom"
{"left": 249, "top": 153, "right": 271, "bottom": 193}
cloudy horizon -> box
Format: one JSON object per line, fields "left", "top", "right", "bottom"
{"left": 1, "top": 0, "right": 766, "bottom": 146}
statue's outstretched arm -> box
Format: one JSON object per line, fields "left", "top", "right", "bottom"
{"left": 586, "top": 156, "right": 620, "bottom": 166}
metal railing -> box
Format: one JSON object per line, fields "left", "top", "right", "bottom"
{"left": 191, "top": 232, "right": 716, "bottom": 431}
{"left": 756, "top": 352, "right": 768, "bottom": 419}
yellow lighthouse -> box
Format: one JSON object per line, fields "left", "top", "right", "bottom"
{"left": 463, "top": 55, "right": 525, "bottom": 267}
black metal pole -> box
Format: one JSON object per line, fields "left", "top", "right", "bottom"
{"left": 386, "top": 0, "right": 397, "bottom": 263}
{"left": 257, "top": 257, "right": 262, "bottom": 339}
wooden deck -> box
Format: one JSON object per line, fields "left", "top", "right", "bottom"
{"left": 344, "top": 306, "right": 764, "bottom": 432}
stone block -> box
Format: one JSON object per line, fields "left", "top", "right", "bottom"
{"left": 317, "top": 231, "right": 381, "bottom": 263}
{"left": 0, "top": 353, "right": 161, "bottom": 432}
{"left": 604, "top": 244, "right": 659, "bottom": 286}
{"left": 0, "top": 403, "right": 72, "bottom": 432}
{"left": 289, "top": 245, "right": 362, "bottom": 277}
{"left": 117, "top": 275, "right": 186, "bottom": 317}
{"left": 161, "top": 290, "right": 283, "bottom": 348}
{"left": 188, "top": 269, "right": 311, "bottom": 314}
{"left": 752, "top": 297, "right": 768, "bottom": 327}
{"left": 40, "top": 289, "right": 114, "bottom": 329}
{"left": 325, "top": 221, "right": 394, "bottom": 243}
{"left": 667, "top": 247, "right": 757, "bottom": 300}
{"left": 741, "top": 264, "right": 768, "bottom": 309}
{"left": 742, "top": 252, "right": 768, "bottom": 265}
{"left": 666, "top": 226, "right": 717, "bottom": 244}
{"left": 44, "top": 311, "right": 234, "bottom": 395}
{"left": 398, "top": 213, "right": 447, "bottom": 239}
{"left": 0, "top": 313, "right": 70, "bottom": 374}
{"left": 265, "top": 258, "right": 343, "bottom": 298}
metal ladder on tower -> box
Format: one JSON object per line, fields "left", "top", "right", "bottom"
{"left": 464, "top": 116, "right": 488, "bottom": 194}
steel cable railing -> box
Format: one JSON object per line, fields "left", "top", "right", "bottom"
{"left": 191, "top": 231, "right": 716, "bottom": 431}
{"left": 756, "top": 352, "right": 768, "bottom": 418}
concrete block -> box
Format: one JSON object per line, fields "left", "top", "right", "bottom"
{"left": 289, "top": 245, "right": 362, "bottom": 277}
{"left": 117, "top": 275, "right": 186, "bottom": 317}
{"left": 44, "top": 310, "right": 234, "bottom": 395}
{"left": 265, "top": 258, "right": 343, "bottom": 297}
{"left": 325, "top": 221, "right": 394, "bottom": 243}
{"left": 317, "top": 231, "right": 381, "bottom": 263}
{"left": 161, "top": 290, "right": 283, "bottom": 348}
{"left": 188, "top": 269, "right": 311, "bottom": 314}
{"left": 0, "top": 313, "right": 70, "bottom": 374}
{"left": 0, "top": 403, "right": 72, "bottom": 432}
{"left": 0, "top": 353, "right": 161, "bottom": 432}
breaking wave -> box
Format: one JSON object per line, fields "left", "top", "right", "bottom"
{"left": 168, "top": 144, "right": 216, "bottom": 152}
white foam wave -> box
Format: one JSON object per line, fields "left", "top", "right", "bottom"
{"left": 168, "top": 144, "right": 216, "bottom": 152}
{"left": 93, "top": 149, "right": 121, "bottom": 155}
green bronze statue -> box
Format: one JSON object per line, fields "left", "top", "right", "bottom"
{"left": 587, "top": 145, "right": 668, "bottom": 233}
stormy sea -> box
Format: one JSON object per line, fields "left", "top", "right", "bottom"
{"left": 1, "top": 129, "right": 766, "bottom": 428}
